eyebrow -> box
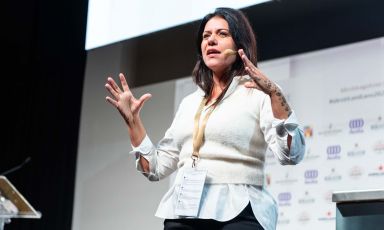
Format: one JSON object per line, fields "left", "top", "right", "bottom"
{"left": 203, "top": 28, "right": 230, "bottom": 33}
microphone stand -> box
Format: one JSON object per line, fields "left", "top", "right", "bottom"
{"left": 0, "top": 157, "right": 31, "bottom": 176}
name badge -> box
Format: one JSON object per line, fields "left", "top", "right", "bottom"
{"left": 174, "top": 168, "right": 207, "bottom": 217}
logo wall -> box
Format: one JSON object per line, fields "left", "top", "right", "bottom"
{"left": 263, "top": 37, "right": 384, "bottom": 230}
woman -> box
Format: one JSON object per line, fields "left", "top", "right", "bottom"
{"left": 105, "top": 7, "right": 305, "bottom": 230}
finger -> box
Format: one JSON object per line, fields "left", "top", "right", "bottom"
{"left": 106, "top": 96, "right": 119, "bottom": 108}
{"left": 105, "top": 83, "right": 120, "bottom": 99}
{"left": 249, "top": 66, "right": 263, "bottom": 77}
{"left": 108, "top": 77, "right": 123, "bottom": 94}
{"left": 244, "top": 81, "right": 256, "bottom": 88}
{"left": 245, "top": 66, "right": 257, "bottom": 75}
{"left": 244, "top": 81, "right": 262, "bottom": 90}
{"left": 119, "top": 73, "right": 131, "bottom": 92}
{"left": 245, "top": 66, "right": 261, "bottom": 80}
{"left": 248, "top": 65, "right": 265, "bottom": 79}
{"left": 238, "top": 49, "right": 265, "bottom": 75}
{"left": 238, "top": 49, "right": 254, "bottom": 68}
{"left": 246, "top": 67, "right": 268, "bottom": 87}
{"left": 137, "top": 93, "right": 152, "bottom": 110}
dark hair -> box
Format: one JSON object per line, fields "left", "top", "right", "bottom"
{"left": 192, "top": 7, "right": 257, "bottom": 101}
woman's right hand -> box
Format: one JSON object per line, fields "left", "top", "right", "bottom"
{"left": 105, "top": 73, "right": 152, "bottom": 128}
{"left": 106, "top": 73, "right": 151, "bottom": 169}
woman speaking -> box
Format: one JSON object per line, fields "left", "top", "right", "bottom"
{"left": 105, "top": 7, "right": 305, "bottom": 230}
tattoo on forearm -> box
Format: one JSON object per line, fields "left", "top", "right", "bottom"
{"left": 253, "top": 76, "right": 292, "bottom": 114}
{"left": 257, "top": 78, "right": 273, "bottom": 94}
{"left": 275, "top": 89, "right": 291, "bottom": 113}
{"left": 265, "top": 80, "right": 272, "bottom": 91}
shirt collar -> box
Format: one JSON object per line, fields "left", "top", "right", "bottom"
{"left": 196, "top": 75, "right": 249, "bottom": 101}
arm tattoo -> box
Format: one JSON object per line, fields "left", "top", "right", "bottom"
{"left": 253, "top": 75, "right": 292, "bottom": 114}
{"left": 274, "top": 89, "right": 292, "bottom": 114}
{"left": 258, "top": 79, "right": 273, "bottom": 94}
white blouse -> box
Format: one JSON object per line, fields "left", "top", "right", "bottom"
{"left": 130, "top": 76, "right": 305, "bottom": 230}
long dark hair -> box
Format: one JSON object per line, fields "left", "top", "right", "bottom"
{"left": 192, "top": 7, "right": 257, "bottom": 102}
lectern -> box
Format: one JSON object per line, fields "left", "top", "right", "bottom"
{"left": 332, "top": 189, "right": 384, "bottom": 230}
{"left": 0, "top": 176, "right": 41, "bottom": 230}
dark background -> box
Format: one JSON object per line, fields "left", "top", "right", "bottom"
{"left": 3, "top": 0, "right": 88, "bottom": 229}
{"left": 2, "top": 0, "right": 383, "bottom": 230}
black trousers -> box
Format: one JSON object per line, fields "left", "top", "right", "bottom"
{"left": 164, "top": 203, "right": 264, "bottom": 230}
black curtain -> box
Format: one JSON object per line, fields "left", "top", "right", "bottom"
{"left": 2, "top": 0, "right": 87, "bottom": 229}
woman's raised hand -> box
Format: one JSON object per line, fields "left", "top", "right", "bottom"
{"left": 238, "top": 49, "right": 291, "bottom": 118}
{"left": 105, "top": 73, "right": 152, "bottom": 127}
{"left": 238, "top": 49, "right": 277, "bottom": 96}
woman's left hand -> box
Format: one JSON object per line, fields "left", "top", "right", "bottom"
{"left": 238, "top": 49, "right": 291, "bottom": 119}
{"left": 238, "top": 49, "right": 276, "bottom": 95}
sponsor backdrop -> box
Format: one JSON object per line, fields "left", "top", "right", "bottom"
{"left": 174, "top": 37, "right": 384, "bottom": 230}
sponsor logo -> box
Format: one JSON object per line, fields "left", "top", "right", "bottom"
{"left": 277, "top": 212, "right": 290, "bottom": 225}
{"left": 349, "top": 166, "right": 364, "bottom": 179}
{"left": 304, "top": 147, "right": 320, "bottom": 161}
{"left": 367, "top": 164, "right": 384, "bottom": 177}
{"left": 304, "top": 169, "right": 319, "bottom": 184}
{"left": 318, "top": 211, "right": 336, "bottom": 222}
{"left": 298, "top": 211, "right": 311, "bottom": 224}
{"left": 371, "top": 123, "right": 384, "bottom": 130}
{"left": 349, "top": 118, "right": 364, "bottom": 134}
{"left": 298, "top": 191, "right": 315, "bottom": 204}
{"left": 303, "top": 126, "right": 313, "bottom": 138}
{"left": 327, "top": 145, "right": 341, "bottom": 160}
{"left": 318, "top": 123, "right": 342, "bottom": 136}
{"left": 324, "top": 168, "right": 342, "bottom": 182}
{"left": 371, "top": 116, "right": 384, "bottom": 130}
{"left": 373, "top": 140, "right": 384, "bottom": 154}
{"left": 278, "top": 192, "right": 292, "bottom": 206}
{"left": 347, "top": 143, "right": 366, "bottom": 157}
{"left": 275, "top": 172, "right": 298, "bottom": 185}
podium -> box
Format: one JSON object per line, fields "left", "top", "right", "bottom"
{"left": 0, "top": 176, "right": 41, "bottom": 230}
{"left": 332, "top": 189, "right": 384, "bottom": 230}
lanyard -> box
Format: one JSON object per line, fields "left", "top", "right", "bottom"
{"left": 191, "top": 98, "right": 216, "bottom": 168}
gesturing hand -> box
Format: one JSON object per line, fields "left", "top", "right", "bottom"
{"left": 105, "top": 73, "right": 152, "bottom": 127}
{"left": 238, "top": 49, "right": 291, "bottom": 117}
{"left": 238, "top": 49, "right": 277, "bottom": 95}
